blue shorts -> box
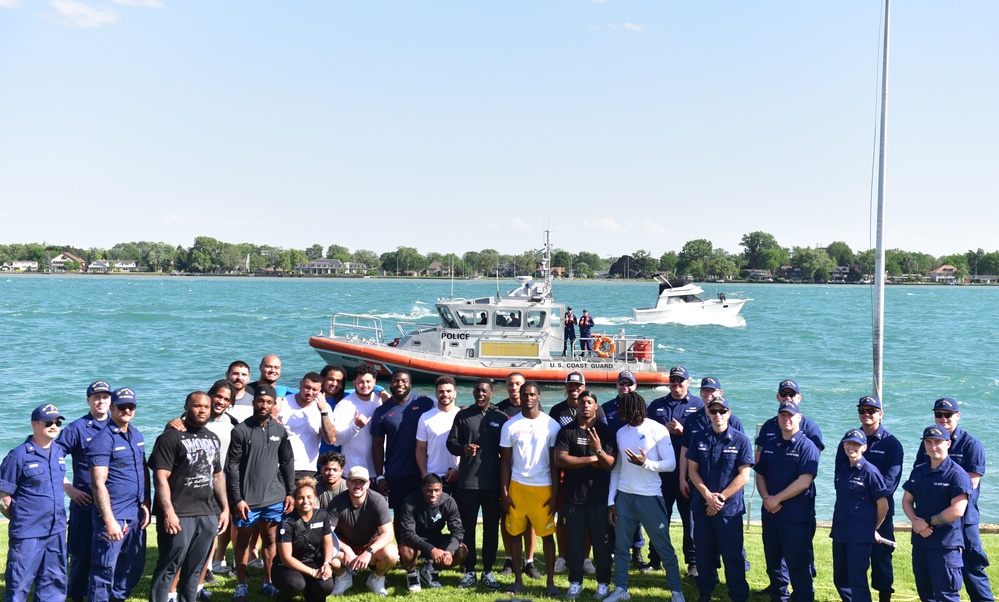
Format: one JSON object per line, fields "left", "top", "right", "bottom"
{"left": 234, "top": 501, "right": 286, "bottom": 528}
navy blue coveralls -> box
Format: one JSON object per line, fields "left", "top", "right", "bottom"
{"left": 754, "top": 431, "right": 820, "bottom": 602}
{"left": 56, "top": 411, "right": 108, "bottom": 600}
{"left": 903, "top": 456, "right": 973, "bottom": 602}
{"left": 831, "top": 457, "right": 889, "bottom": 602}
{"left": 86, "top": 423, "right": 148, "bottom": 602}
{"left": 647, "top": 391, "right": 703, "bottom": 567}
{"left": 834, "top": 425, "right": 903, "bottom": 595}
{"left": 914, "top": 427, "right": 992, "bottom": 602}
{"left": 0, "top": 436, "right": 69, "bottom": 602}
{"left": 686, "top": 426, "right": 754, "bottom": 601}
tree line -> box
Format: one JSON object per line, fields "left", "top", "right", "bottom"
{"left": 2, "top": 232, "right": 996, "bottom": 282}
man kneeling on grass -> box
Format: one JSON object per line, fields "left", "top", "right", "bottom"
{"left": 398, "top": 473, "right": 469, "bottom": 592}
{"left": 327, "top": 466, "right": 399, "bottom": 596}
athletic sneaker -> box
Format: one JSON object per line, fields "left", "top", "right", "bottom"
{"left": 212, "top": 562, "right": 233, "bottom": 576}
{"left": 406, "top": 571, "right": 422, "bottom": 593}
{"left": 553, "top": 556, "right": 567, "bottom": 573}
{"left": 566, "top": 582, "right": 584, "bottom": 599}
{"left": 481, "top": 571, "right": 501, "bottom": 590}
{"left": 457, "top": 571, "right": 477, "bottom": 589}
{"left": 523, "top": 561, "right": 542, "bottom": 579}
{"left": 366, "top": 572, "right": 388, "bottom": 596}
{"left": 595, "top": 583, "right": 611, "bottom": 600}
{"left": 671, "top": 589, "right": 686, "bottom": 602}
{"left": 260, "top": 582, "right": 279, "bottom": 597}
{"left": 583, "top": 558, "right": 596, "bottom": 574}
{"left": 203, "top": 570, "right": 217, "bottom": 585}
{"left": 197, "top": 589, "right": 211, "bottom": 601}
{"left": 420, "top": 563, "right": 442, "bottom": 589}
{"left": 605, "top": 587, "right": 631, "bottom": 602}
{"left": 499, "top": 558, "right": 515, "bottom": 576}
{"left": 248, "top": 558, "right": 264, "bottom": 571}
{"left": 332, "top": 571, "right": 353, "bottom": 595}
{"left": 687, "top": 563, "right": 698, "bottom": 578}
{"left": 232, "top": 584, "right": 248, "bottom": 602}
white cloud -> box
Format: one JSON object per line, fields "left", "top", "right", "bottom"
{"left": 582, "top": 217, "right": 629, "bottom": 235}
{"left": 0, "top": 0, "right": 23, "bottom": 9}
{"left": 511, "top": 218, "right": 532, "bottom": 232}
{"left": 642, "top": 218, "right": 669, "bottom": 237}
{"left": 112, "top": 0, "right": 163, "bottom": 7}
{"left": 51, "top": 0, "right": 118, "bottom": 27}
{"left": 623, "top": 22, "right": 648, "bottom": 33}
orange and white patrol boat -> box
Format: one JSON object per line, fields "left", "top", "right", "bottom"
{"left": 308, "top": 232, "right": 669, "bottom": 386}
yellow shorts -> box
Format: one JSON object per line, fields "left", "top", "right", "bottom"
{"left": 505, "top": 481, "right": 556, "bottom": 537}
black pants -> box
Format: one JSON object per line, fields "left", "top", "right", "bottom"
{"left": 150, "top": 515, "right": 218, "bottom": 602}
{"left": 456, "top": 488, "right": 501, "bottom": 573}
{"left": 564, "top": 503, "right": 612, "bottom": 584}
{"left": 272, "top": 564, "right": 334, "bottom": 602}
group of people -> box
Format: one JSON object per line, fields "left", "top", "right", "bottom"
{"left": 0, "top": 357, "right": 992, "bottom": 602}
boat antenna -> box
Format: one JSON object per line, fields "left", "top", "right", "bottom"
{"left": 450, "top": 255, "right": 455, "bottom": 298}
{"left": 872, "top": 0, "right": 890, "bottom": 400}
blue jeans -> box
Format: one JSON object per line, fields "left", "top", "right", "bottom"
{"left": 611, "top": 492, "right": 682, "bottom": 591}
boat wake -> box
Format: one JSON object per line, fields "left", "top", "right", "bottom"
{"left": 596, "top": 315, "right": 746, "bottom": 328}
{"left": 369, "top": 305, "right": 435, "bottom": 320}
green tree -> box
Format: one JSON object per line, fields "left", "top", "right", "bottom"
{"left": 825, "top": 241, "right": 855, "bottom": 266}
{"left": 574, "top": 251, "right": 606, "bottom": 273}
{"left": 658, "top": 251, "right": 678, "bottom": 275}
{"left": 551, "top": 249, "right": 571, "bottom": 270}
{"left": 856, "top": 249, "right": 876, "bottom": 277}
{"left": 965, "top": 248, "right": 985, "bottom": 276}
{"left": 305, "top": 244, "right": 324, "bottom": 261}
{"left": 740, "top": 231, "right": 784, "bottom": 269}
{"left": 352, "top": 249, "right": 379, "bottom": 268}
{"left": 676, "top": 239, "right": 714, "bottom": 279}
{"left": 63, "top": 260, "right": 81, "bottom": 272}
{"left": 791, "top": 247, "right": 836, "bottom": 282}
{"left": 326, "top": 244, "right": 351, "bottom": 262}
{"left": 980, "top": 251, "right": 999, "bottom": 276}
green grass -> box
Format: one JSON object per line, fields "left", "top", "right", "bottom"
{"left": 1, "top": 523, "right": 997, "bottom": 600}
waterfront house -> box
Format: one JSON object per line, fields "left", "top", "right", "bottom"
{"left": 930, "top": 265, "right": 960, "bottom": 283}
{"left": 50, "top": 252, "right": 87, "bottom": 271}
{"left": 0, "top": 260, "right": 40, "bottom": 272}
{"left": 89, "top": 259, "right": 111, "bottom": 273}
{"left": 294, "top": 259, "right": 343, "bottom": 275}
{"left": 110, "top": 259, "right": 141, "bottom": 272}
{"left": 749, "top": 269, "right": 774, "bottom": 282}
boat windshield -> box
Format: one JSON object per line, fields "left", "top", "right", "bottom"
{"left": 455, "top": 308, "right": 489, "bottom": 327}
{"left": 438, "top": 306, "right": 459, "bottom": 329}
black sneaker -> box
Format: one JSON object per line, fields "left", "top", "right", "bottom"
{"left": 523, "top": 561, "right": 542, "bottom": 579}
{"left": 499, "top": 558, "right": 514, "bottom": 576}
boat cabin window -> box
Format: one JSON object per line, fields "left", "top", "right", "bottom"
{"left": 525, "top": 310, "right": 546, "bottom": 329}
{"left": 455, "top": 309, "right": 487, "bottom": 327}
{"left": 495, "top": 310, "right": 522, "bottom": 328}
{"left": 438, "top": 307, "right": 459, "bottom": 329}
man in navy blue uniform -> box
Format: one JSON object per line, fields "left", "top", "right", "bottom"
{"left": 833, "top": 395, "right": 903, "bottom": 602}
{"left": 912, "top": 397, "right": 992, "bottom": 602}
{"left": 646, "top": 365, "right": 703, "bottom": 575}
{"left": 903, "top": 425, "right": 974, "bottom": 602}
{"left": 831, "top": 428, "right": 889, "bottom": 602}
{"left": 754, "top": 380, "right": 824, "bottom": 462}
{"left": 678, "top": 377, "right": 745, "bottom": 501}
{"left": 87, "top": 387, "right": 150, "bottom": 602}
{"left": 57, "top": 380, "right": 113, "bottom": 602}
{"left": 754, "top": 401, "right": 820, "bottom": 602}
{"left": 1, "top": 403, "right": 69, "bottom": 602}
{"left": 686, "top": 397, "right": 754, "bottom": 602}
{"left": 370, "top": 369, "right": 434, "bottom": 512}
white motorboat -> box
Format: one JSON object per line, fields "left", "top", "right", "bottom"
{"left": 632, "top": 275, "right": 751, "bottom": 324}
{"left": 309, "top": 231, "right": 669, "bottom": 386}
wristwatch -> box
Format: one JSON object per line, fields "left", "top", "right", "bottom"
{"left": 365, "top": 546, "right": 374, "bottom": 555}
{"left": 594, "top": 449, "right": 604, "bottom": 455}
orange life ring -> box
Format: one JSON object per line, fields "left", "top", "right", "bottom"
{"left": 593, "top": 336, "right": 615, "bottom": 358}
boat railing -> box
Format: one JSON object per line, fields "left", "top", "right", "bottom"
{"left": 396, "top": 321, "right": 444, "bottom": 337}
{"left": 576, "top": 332, "right": 656, "bottom": 364}
{"left": 329, "top": 313, "right": 386, "bottom": 343}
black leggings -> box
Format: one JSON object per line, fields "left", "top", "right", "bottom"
{"left": 272, "top": 564, "right": 334, "bottom": 602}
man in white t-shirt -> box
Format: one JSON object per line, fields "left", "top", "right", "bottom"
{"left": 279, "top": 372, "right": 336, "bottom": 481}
{"left": 416, "top": 376, "right": 462, "bottom": 491}
{"left": 331, "top": 365, "right": 382, "bottom": 474}
{"left": 500, "top": 381, "right": 561, "bottom": 597}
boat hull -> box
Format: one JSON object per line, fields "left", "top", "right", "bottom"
{"left": 632, "top": 299, "right": 750, "bottom": 324}
{"left": 309, "top": 336, "right": 669, "bottom": 386}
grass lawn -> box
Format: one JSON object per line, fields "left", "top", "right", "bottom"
{"left": 1, "top": 522, "right": 997, "bottom": 600}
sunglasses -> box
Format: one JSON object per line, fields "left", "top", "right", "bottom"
{"left": 669, "top": 378, "right": 686, "bottom": 384}
{"left": 934, "top": 411, "right": 956, "bottom": 419}
{"left": 708, "top": 408, "right": 729, "bottom": 415}
{"left": 858, "top": 408, "right": 879, "bottom": 415}
{"left": 778, "top": 391, "right": 797, "bottom": 398}
{"left": 114, "top": 404, "right": 137, "bottom": 412}
{"left": 617, "top": 380, "right": 635, "bottom": 386}
{"left": 44, "top": 419, "right": 63, "bottom": 428}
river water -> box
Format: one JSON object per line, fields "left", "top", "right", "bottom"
{"left": 2, "top": 275, "right": 995, "bottom": 521}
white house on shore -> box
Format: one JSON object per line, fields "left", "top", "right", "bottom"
{"left": 0, "top": 261, "right": 40, "bottom": 272}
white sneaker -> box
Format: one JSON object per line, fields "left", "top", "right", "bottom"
{"left": 583, "top": 558, "right": 596, "bottom": 574}
{"left": 595, "top": 583, "right": 611, "bottom": 600}
{"left": 671, "top": 590, "right": 686, "bottom": 602}
{"left": 211, "top": 561, "right": 231, "bottom": 576}
{"left": 566, "top": 582, "right": 583, "bottom": 599}
{"left": 366, "top": 572, "right": 388, "bottom": 597}
{"left": 332, "top": 571, "right": 353, "bottom": 595}
{"left": 406, "top": 570, "right": 422, "bottom": 593}
{"left": 605, "top": 588, "right": 631, "bottom": 602}
{"left": 553, "top": 556, "right": 567, "bottom": 573}
{"left": 247, "top": 558, "right": 264, "bottom": 571}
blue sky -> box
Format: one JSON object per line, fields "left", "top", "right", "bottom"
{"left": 1, "top": 1, "right": 996, "bottom": 258}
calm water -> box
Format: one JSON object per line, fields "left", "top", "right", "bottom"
{"left": 1, "top": 275, "right": 996, "bottom": 521}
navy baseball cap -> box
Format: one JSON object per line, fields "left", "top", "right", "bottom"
{"left": 858, "top": 395, "right": 882, "bottom": 409}
{"left": 254, "top": 383, "right": 277, "bottom": 399}
{"left": 87, "top": 380, "right": 112, "bottom": 397}
{"left": 922, "top": 425, "right": 949, "bottom": 440}
{"left": 700, "top": 377, "right": 722, "bottom": 390}
{"left": 933, "top": 397, "right": 959, "bottom": 412}
{"left": 669, "top": 366, "right": 689, "bottom": 380}
{"left": 566, "top": 372, "right": 585, "bottom": 385}
{"left": 777, "top": 401, "right": 801, "bottom": 415}
{"left": 778, "top": 379, "right": 799, "bottom": 394}
{"left": 618, "top": 370, "right": 637, "bottom": 385}
{"left": 841, "top": 428, "right": 867, "bottom": 445}
{"left": 111, "top": 387, "right": 137, "bottom": 406}
{"left": 707, "top": 396, "right": 730, "bottom": 409}
{"left": 31, "top": 403, "right": 65, "bottom": 422}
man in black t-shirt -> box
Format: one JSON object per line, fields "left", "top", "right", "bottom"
{"left": 555, "top": 389, "right": 616, "bottom": 600}
{"left": 149, "top": 392, "right": 229, "bottom": 602}
{"left": 327, "top": 466, "right": 399, "bottom": 596}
